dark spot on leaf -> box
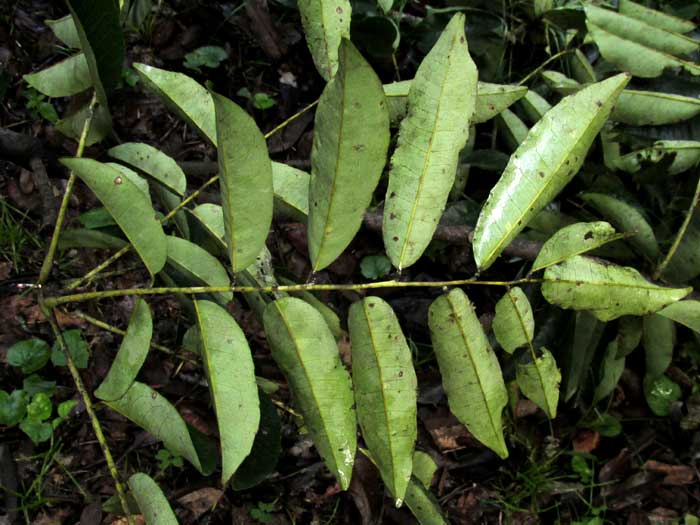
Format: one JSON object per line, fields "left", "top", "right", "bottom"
{"left": 460, "top": 36, "right": 465, "bottom": 43}
{"left": 584, "top": 231, "right": 593, "bottom": 240}
{"left": 369, "top": 302, "right": 375, "bottom": 308}
{"left": 151, "top": 391, "right": 157, "bottom": 400}
{"left": 353, "top": 144, "right": 366, "bottom": 152}
{"left": 398, "top": 370, "right": 404, "bottom": 377}
{"left": 393, "top": 236, "right": 399, "bottom": 241}
{"left": 390, "top": 192, "right": 396, "bottom": 198}
{"left": 389, "top": 213, "right": 397, "bottom": 220}
{"left": 539, "top": 171, "right": 545, "bottom": 178}
{"left": 489, "top": 104, "right": 495, "bottom": 111}
{"left": 596, "top": 100, "right": 602, "bottom": 107}
{"left": 336, "top": 6, "right": 343, "bottom": 13}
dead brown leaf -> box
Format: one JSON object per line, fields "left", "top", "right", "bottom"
{"left": 572, "top": 429, "right": 600, "bottom": 453}
{"left": 177, "top": 487, "right": 223, "bottom": 519}
{"left": 643, "top": 460, "right": 695, "bottom": 486}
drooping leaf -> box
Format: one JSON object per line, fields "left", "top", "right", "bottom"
{"left": 165, "top": 236, "right": 232, "bottom": 305}
{"left": 297, "top": 0, "right": 351, "bottom": 80}
{"left": 496, "top": 108, "right": 529, "bottom": 151}
{"left": 66, "top": 0, "right": 124, "bottom": 102}
{"left": 56, "top": 103, "right": 111, "bottom": 146}
{"left": 195, "top": 300, "right": 259, "bottom": 484}
{"left": 516, "top": 347, "right": 560, "bottom": 418}
{"left": 61, "top": 158, "right": 167, "bottom": 275}
{"left": 383, "top": 14, "right": 477, "bottom": 270}
{"left": 493, "top": 287, "right": 534, "bottom": 354}
{"left": 542, "top": 256, "right": 691, "bottom": 321}
{"left": 213, "top": 94, "right": 273, "bottom": 273}
{"left": 307, "top": 40, "right": 390, "bottom": 271}
{"left": 94, "top": 299, "right": 152, "bottom": 401}
{"left": 519, "top": 89, "right": 552, "bottom": 124}
{"left": 618, "top": 0, "right": 696, "bottom": 34}
{"left": 644, "top": 374, "right": 682, "bottom": 416}
{"left": 612, "top": 90, "right": 700, "bottom": 126}
{"left": 563, "top": 311, "right": 604, "bottom": 401}
{"left": 106, "top": 381, "right": 206, "bottom": 473}
{"left": 263, "top": 297, "right": 356, "bottom": 489}
{"left": 272, "top": 163, "right": 310, "bottom": 220}
{"left": 593, "top": 340, "right": 625, "bottom": 403}
{"left": 657, "top": 300, "right": 700, "bottom": 333}
{"left": 403, "top": 477, "right": 448, "bottom": 525}
{"left": 348, "top": 297, "right": 417, "bottom": 504}
{"left": 231, "top": 390, "right": 281, "bottom": 490}
{"left": 7, "top": 339, "right": 51, "bottom": 374}
{"left": 128, "top": 473, "right": 178, "bottom": 525}
{"left": 133, "top": 63, "right": 216, "bottom": 144}
{"left": 643, "top": 314, "right": 675, "bottom": 379}
{"left": 45, "top": 15, "right": 81, "bottom": 49}
{"left": 472, "top": 73, "right": 629, "bottom": 270}
{"left": 531, "top": 221, "right": 621, "bottom": 273}
{"left": 24, "top": 54, "right": 91, "bottom": 98}
{"left": 586, "top": 21, "right": 700, "bottom": 78}
{"left": 581, "top": 193, "right": 658, "bottom": 259}
{"left": 615, "top": 141, "right": 700, "bottom": 175}
{"left": 428, "top": 289, "right": 509, "bottom": 459}
{"left": 585, "top": 5, "right": 697, "bottom": 58}
{"left": 108, "top": 143, "right": 187, "bottom": 196}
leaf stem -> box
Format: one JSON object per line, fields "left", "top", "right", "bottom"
{"left": 653, "top": 171, "right": 700, "bottom": 280}
{"left": 38, "top": 94, "right": 98, "bottom": 284}
{"left": 45, "top": 277, "right": 543, "bottom": 308}
{"left": 43, "top": 306, "right": 134, "bottom": 525}
{"left": 518, "top": 49, "right": 576, "bottom": 86}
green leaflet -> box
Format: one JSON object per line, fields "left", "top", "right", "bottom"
{"left": 263, "top": 297, "right": 356, "bottom": 489}
{"left": 108, "top": 143, "right": 187, "bottom": 196}
{"left": 516, "top": 347, "right": 560, "bottom": 418}
{"left": 411, "top": 451, "right": 437, "bottom": 489}
{"left": 428, "top": 289, "right": 508, "bottom": 459}
{"left": 592, "top": 341, "right": 625, "bottom": 403}
{"left": 519, "top": 90, "right": 552, "bottom": 124}
{"left": 615, "top": 141, "right": 700, "bottom": 175}
{"left": 383, "top": 81, "right": 527, "bottom": 125}
{"left": 213, "top": 93, "right": 273, "bottom": 272}
{"left": 612, "top": 90, "right": 700, "bottom": 126}
{"left": 569, "top": 49, "right": 597, "bottom": 84}
{"left": 195, "top": 300, "right": 259, "bottom": 484}
{"left": 586, "top": 21, "right": 700, "bottom": 78}
{"left": 279, "top": 277, "right": 343, "bottom": 340}
{"left": 542, "top": 256, "right": 691, "bottom": 321}
{"left": 404, "top": 477, "right": 448, "bottom": 525}
{"left": 348, "top": 297, "right": 417, "bottom": 505}
{"left": 307, "top": 40, "right": 390, "bottom": 271}
{"left": 581, "top": 193, "right": 658, "bottom": 259}
{"left": 133, "top": 63, "right": 216, "bottom": 144}
{"left": 106, "top": 381, "right": 205, "bottom": 473}
{"left": 563, "top": 311, "right": 604, "bottom": 402}
{"left": 658, "top": 300, "right": 700, "bottom": 333}
{"left": 298, "top": 0, "right": 351, "bottom": 80}
{"left": 493, "top": 287, "right": 535, "bottom": 354}
{"left": 94, "top": 299, "right": 152, "bottom": 401}
{"left": 496, "top": 109, "right": 529, "bottom": 151}
{"left": 165, "top": 236, "right": 232, "bottom": 305}
{"left": 531, "top": 221, "right": 621, "bottom": 273}
{"left": 58, "top": 229, "right": 128, "bottom": 250}
{"left": 128, "top": 473, "right": 178, "bottom": 525}
{"left": 24, "top": 54, "right": 91, "bottom": 98}
{"left": 61, "top": 158, "right": 167, "bottom": 275}
{"left": 472, "top": 73, "right": 629, "bottom": 270}
{"left": 383, "top": 14, "right": 477, "bottom": 270}
{"left": 56, "top": 103, "right": 111, "bottom": 146}
{"left": 643, "top": 314, "right": 675, "bottom": 379}
{"left": 45, "top": 15, "right": 81, "bottom": 49}
{"left": 618, "top": 0, "right": 696, "bottom": 34}
{"left": 541, "top": 70, "right": 582, "bottom": 96}
{"left": 585, "top": 5, "right": 697, "bottom": 58}
{"left": 272, "top": 163, "right": 310, "bottom": 220}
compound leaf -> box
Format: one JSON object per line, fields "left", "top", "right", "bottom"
{"left": 195, "top": 300, "right": 259, "bottom": 484}
{"left": 263, "top": 297, "right": 356, "bottom": 489}
{"left": 428, "top": 289, "right": 508, "bottom": 459}
{"left": 473, "top": 73, "right": 629, "bottom": 270}
{"left": 383, "top": 14, "right": 477, "bottom": 270}
{"left": 308, "top": 39, "right": 390, "bottom": 271}
{"left": 348, "top": 297, "right": 417, "bottom": 504}
{"left": 94, "top": 298, "right": 152, "bottom": 401}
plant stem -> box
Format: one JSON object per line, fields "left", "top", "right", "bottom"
{"left": 38, "top": 94, "right": 98, "bottom": 285}
{"left": 654, "top": 171, "right": 700, "bottom": 280}
{"left": 45, "top": 277, "right": 542, "bottom": 308}
{"left": 43, "top": 307, "right": 134, "bottom": 525}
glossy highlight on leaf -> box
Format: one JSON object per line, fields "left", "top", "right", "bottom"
{"left": 307, "top": 39, "right": 390, "bottom": 271}
{"left": 263, "top": 297, "right": 356, "bottom": 489}
{"left": 493, "top": 287, "right": 534, "bottom": 354}
{"left": 348, "top": 297, "right": 417, "bottom": 504}
{"left": 472, "top": 73, "right": 629, "bottom": 270}
{"left": 61, "top": 158, "right": 167, "bottom": 275}
{"left": 542, "top": 255, "right": 691, "bottom": 321}
{"left": 94, "top": 299, "right": 152, "bottom": 401}
{"left": 428, "top": 289, "right": 508, "bottom": 459}
{"left": 213, "top": 93, "right": 273, "bottom": 272}
{"left": 195, "top": 300, "right": 259, "bottom": 484}
{"left": 383, "top": 14, "right": 477, "bottom": 270}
